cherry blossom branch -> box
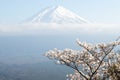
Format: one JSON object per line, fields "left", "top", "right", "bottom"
{"left": 60, "top": 59, "right": 88, "bottom": 80}
{"left": 83, "top": 60, "right": 93, "bottom": 73}
{"left": 90, "top": 43, "right": 116, "bottom": 79}
{"left": 45, "top": 37, "right": 120, "bottom": 80}
{"left": 76, "top": 41, "right": 101, "bottom": 61}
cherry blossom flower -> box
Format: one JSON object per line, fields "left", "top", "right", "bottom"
{"left": 45, "top": 38, "right": 120, "bottom": 80}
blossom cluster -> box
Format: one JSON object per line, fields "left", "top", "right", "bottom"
{"left": 45, "top": 39, "right": 120, "bottom": 80}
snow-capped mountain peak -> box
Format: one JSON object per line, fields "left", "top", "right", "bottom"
{"left": 28, "top": 6, "right": 90, "bottom": 24}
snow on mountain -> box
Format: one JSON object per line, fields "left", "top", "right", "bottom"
{"left": 26, "top": 6, "right": 90, "bottom": 24}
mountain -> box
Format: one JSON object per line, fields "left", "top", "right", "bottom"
{"left": 26, "top": 6, "right": 89, "bottom": 24}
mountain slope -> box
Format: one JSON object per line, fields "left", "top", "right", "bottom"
{"left": 27, "top": 6, "right": 89, "bottom": 24}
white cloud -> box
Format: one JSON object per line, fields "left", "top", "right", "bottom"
{"left": 0, "top": 23, "right": 119, "bottom": 36}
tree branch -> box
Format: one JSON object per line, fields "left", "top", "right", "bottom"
{"left": 60, "top": 59, "right": 88, "bottom": 80}
{"left": 90, "top": 44, "right": 116, "bottom": 80}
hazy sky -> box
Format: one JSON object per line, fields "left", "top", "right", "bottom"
{"left": 0, "top": 0, "right": 120, "bottom": 24}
